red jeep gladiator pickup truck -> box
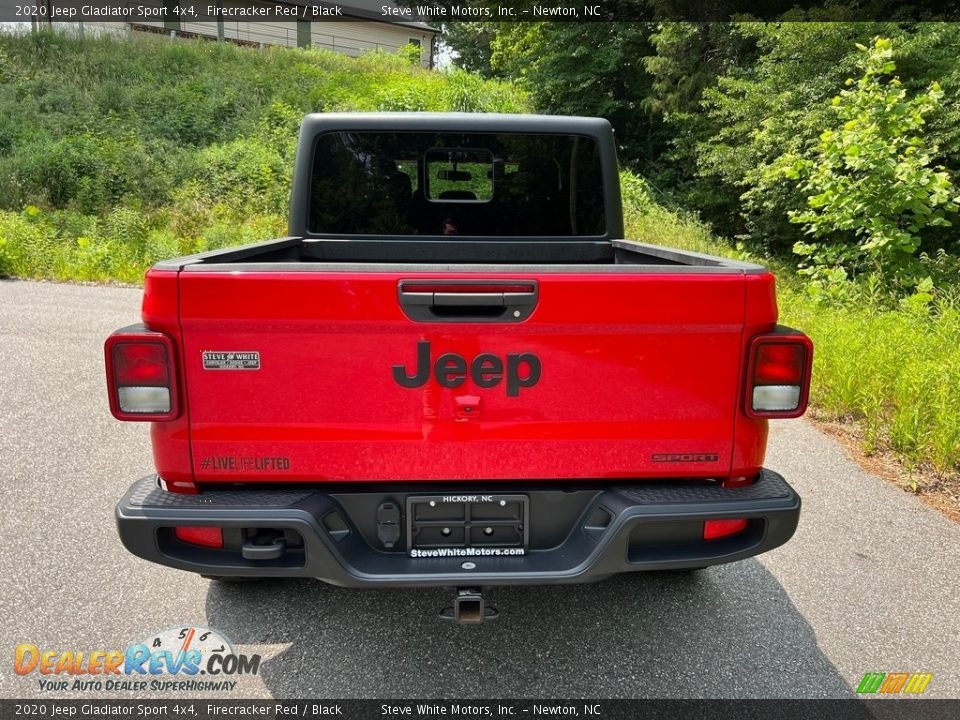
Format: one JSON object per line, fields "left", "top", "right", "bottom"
{"left": 108, "top": 113, "right": 812, "bottom": 623}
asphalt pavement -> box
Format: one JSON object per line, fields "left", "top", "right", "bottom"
{"left": 0, "top": 278, "right": 957, "bottom": 699}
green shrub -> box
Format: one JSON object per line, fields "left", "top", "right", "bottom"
{"left": 621, "top": 170, "right": 747, "bottom": 259}
{"left": 197, "top": 213, "right": 286, "bottom": 253}
{"left": 0, "top": 207, "right": 58, "bottom": 277}
{"left": 0, "top": 236, "right": 10, "bottom": 276}
{"left": 619, "top": 171, "right": 655, "bottom": 215}
{"left": 376, "top": 85, "right": 431, "bottom": 111}
{"left": 4, "top": 134, "right": 168, "bottom": 214}
{"left": 257, "top": 102, "right": 303, "bottom": 161}
{"left": 442, "top": 68, "right": 526, "bottom": 113}
{"left": 142, "top": 228, "right": 182, "bottom": 266}
{"left": 782, "top": 38, "right": 960, "bottom": 288}
{"left": 0, "top": 204, "right": 286, "bottom": 283}
{"left": 194, "top": 140, "right": 290, "bottom": 216}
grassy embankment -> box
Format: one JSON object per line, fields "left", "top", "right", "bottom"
{"left": 0, "top": 31, "right": 526, "bottom": 282}
{"left": 1, "top": 32, "right": 957, "bottom": 496}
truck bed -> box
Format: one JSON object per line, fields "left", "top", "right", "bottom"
{"left": 154, "top": 236, "right": 767, "bottom": 273}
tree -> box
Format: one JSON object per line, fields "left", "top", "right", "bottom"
{"left": 784, "top": 38, "right": 959, "bottom": 283}
{"left": 438, "top": 23, "right": 502, "bottom": 77}
{"left": 659, "top": 22, "right": 960, "bottom": 250}
{"left": 689, "top": 22, "right": 893, "bottom": 246}
{"left": 487, "top": 23, "right": 668, "bottom": 169}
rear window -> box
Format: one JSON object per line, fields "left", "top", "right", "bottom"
{"left": 308, "top": 132, "right": 606, "bottom": 237}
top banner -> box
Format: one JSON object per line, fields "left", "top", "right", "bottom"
{"left": 5, "top": 0, "right": 960, "bottom": 24}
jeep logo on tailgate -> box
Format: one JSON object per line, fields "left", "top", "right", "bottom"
{"left": 393, "top": 340, "right": 541, "bottom": 396}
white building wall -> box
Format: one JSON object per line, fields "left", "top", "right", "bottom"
{"left": 26, "top": 7, "right": 435, "bottom": 67}
{"left": 184, "top": 21, "right": 300, "bottom": 48}
{"left": 311, "top": 21, "right": 432, "bottom": 64}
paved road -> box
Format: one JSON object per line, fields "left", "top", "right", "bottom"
{"left": 0, "top": 279, "right": 957, "bottom": 699}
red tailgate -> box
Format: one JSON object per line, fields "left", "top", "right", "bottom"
{"left": 177, "top": 271, "right": 757, "bottom": 484}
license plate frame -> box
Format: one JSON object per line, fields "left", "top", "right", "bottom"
{"left": 406, "top": 494, "right": 529, "bottom": 557}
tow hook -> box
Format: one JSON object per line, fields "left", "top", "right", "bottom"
{"left": 440, "top": 588, "right": 499, "bottom": 624}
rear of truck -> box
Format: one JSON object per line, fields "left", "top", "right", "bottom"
{"left": 108, "top": 114, "right": 811, "bottom": 613}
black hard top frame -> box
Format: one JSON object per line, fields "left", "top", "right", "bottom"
{"left": 288, "top": 112, "right": 626, "bottom": 241}
{"left": 150, "top": 113, "right": 768, "bottom": 275}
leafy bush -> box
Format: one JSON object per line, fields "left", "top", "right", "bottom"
{"left": 0, "top": 30, "right": 528, "bottom": 278}
{"left": 194, "top": 140, "right": 290, "bottom": 216}
{"left": 0, "top": 204, "right": 287, "bottom": 283}
{"left": 783, "top": 38, "right": 960, "bottom": 287}
{"left": 619, "top": 171, "right": 655, "bottom": 215}
{"left": 1, "top": 134, "right": 170, "bottom": 214}
{"left": 641, "top": 23, "right": 960, "bottom": 260}
{"left": 620, "top": 170, "right": 755, "bottom": 261}
{"left": 142, "top": 228, "right": 182, "bottom": 266}
{"left": 0, "top": 206, "right": 58, "bottom": 277}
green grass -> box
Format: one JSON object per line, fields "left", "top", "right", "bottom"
{"left": 781, "top": 287, "right": 960, "bottom": 475}
{"left": 0, "top": 30, "right": 527, "bottom": 282}
{"left": 622, "top": 176, "right": 960, "bottom": 477}
{"left": 620, "top": 172, "right": 737, "bottom": 259}
{"left": 0, "top": 205, "right": 286, "bottom": 284}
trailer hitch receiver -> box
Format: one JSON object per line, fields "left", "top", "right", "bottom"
{"left": 440, "top": 588, "right": 499, "bottom": 624}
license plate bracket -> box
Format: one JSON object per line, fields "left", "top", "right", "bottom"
{"left": 406, "top": 494, "right": 528, "bottom": 556}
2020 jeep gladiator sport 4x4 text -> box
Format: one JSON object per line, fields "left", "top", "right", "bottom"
{"left": 107, "top": 113, "right": 812, "bottom": 622}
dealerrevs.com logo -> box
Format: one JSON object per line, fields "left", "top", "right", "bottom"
{"left": 14, "top": 626, "right": 259, "bottom": 693}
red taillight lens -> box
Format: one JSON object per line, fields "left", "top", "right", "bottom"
{"left": 745, "top": 331, "right": 813, "bottom": 419}
{"left": 174, "top": 526, "right": 223, "bottom": 548}
{"left": 703, "top": 518, "right": 748, "bottom": 541}
{"left": 112, "top": 343, "right": 169, "bottom": 386}
{"left": 105, "top": 329, "right": 179, "bottom": 421}
{"left": 753, "top": 344, "right": 805, "bottom": 385}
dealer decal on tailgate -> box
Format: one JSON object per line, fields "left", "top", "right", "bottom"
{"left": 202, "top": 351, "right": 260, "bottom": 370}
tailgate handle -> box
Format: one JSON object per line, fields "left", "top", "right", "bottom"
{"left": 398, "top": 281, "right": 538, "bottom": 323}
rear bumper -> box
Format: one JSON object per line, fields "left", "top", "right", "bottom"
{"left": 115, "top": 470, "right": 800, "bottom": 587}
